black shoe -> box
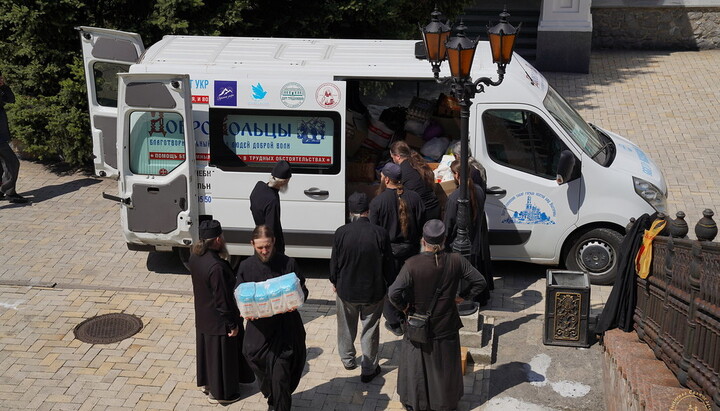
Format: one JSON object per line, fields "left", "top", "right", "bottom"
{"left": 343, "top": 361, "right": 358, "bottom": 370}
{"left": 384, "top": 321, "right": 404, "bottom": 337}
{"left": 7, "top": 194, "right": 28, "bottom": 204}
{"left": 208, "top": 392, "right": 242, "bottom": 404}
{"left": 0, "top": 192, "right": 5, "bottom": 201}
{"left": 361, "top": 365, "right": 381, "bottom": 383}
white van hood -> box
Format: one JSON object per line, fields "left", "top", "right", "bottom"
{"left": 600, "top": 127, "right": 667, "bottom": 193}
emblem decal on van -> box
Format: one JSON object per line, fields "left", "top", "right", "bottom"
{"left": 215, "top": 81, "right": 237, "bottom": 106}
{"left": 281, "top": 82, "right": 306, "bottom": 108}
{"left": 316, "top": 83, "right": 341, "bottom": 109}
{"left": 251, "top": 83, "right": 268, "bottom": 100}
{"left": 501, "top": 192, "right": 556, "bottom": 225}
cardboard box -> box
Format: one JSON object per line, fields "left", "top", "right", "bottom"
{"left": 431, "top": 116, "right": 461, "bottom": 140}
{"left": 347, "top": 162, "right": 377, "bottom": 183}
{"left": 404, "top": 133, "right": 426, "bottom": 150}
{"left": 440, "top": 180, "right": 457, "bottom": 196}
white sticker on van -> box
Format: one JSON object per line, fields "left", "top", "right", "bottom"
{"left": 501, "top": 192, "right": 556, "bottom": 225}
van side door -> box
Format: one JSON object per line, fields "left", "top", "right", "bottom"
{"left": 478, "top": 105, "right": 581, "bottom": 262}
{"left": 77, "top": 26, "right": 145, "bottom": 177}
{"left": 206, "top": 80, "right": 346, "bottom": 258}
{"left": 116, "top": 73, "right": 198, "bottom": 247}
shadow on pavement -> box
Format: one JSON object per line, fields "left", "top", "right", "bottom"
{"left": 18, "top": 177, "right": 102, "bottom": 203}
{"left": 488, "top": 361, "right": 545, "bottom": 399}
{"left": 295, "top": 375, "right": 391, "bottom": 408}
{"left": 491, "top": 313, "right": 541, "bottom": 364}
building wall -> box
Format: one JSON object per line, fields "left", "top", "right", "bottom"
{"left": 592, "top": 6, "right": 720, "bottom": 50}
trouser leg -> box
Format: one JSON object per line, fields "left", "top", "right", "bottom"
{"left": 336, "top": 296, "right": 359, "bottom": 368}
{"left": 0, "top": 142, "right": 20, "bottom": 196}
{"left": 384, "top": 255, "right": 407, "bottom": 327}
{"left": 358, "top": 299, "right": 383, "bottom": 374}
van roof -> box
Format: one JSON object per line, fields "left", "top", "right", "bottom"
{"left": 137, "top": 36, "right": 548, "bottom": 103}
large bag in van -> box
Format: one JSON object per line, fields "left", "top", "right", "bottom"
{"left": 361, "top": 105, "right": 394, "bottom": 152}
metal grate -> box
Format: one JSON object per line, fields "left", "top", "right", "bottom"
{"left": 74, "top": 313, "right": 143, "bottom": 344}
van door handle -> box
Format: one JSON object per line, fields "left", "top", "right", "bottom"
{"left": 102, "top": 192, "right": 131, "bottom": 205}
{"left": 304, "top": 188, "right": 329, "bottom": 196}
{"left": 486, "top": 186, "right": 507, "bottom": 196}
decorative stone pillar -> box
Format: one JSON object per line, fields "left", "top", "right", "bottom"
{"left": 535, "top": 0, "right": 593, "bottom": 73}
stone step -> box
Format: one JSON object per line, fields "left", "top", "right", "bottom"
{"left": 460, "top": 314, "right": 495, "bottom": 365}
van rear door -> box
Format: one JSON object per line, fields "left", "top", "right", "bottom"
{"left": 116, "top": 73, "right": 198, "bottom": 248}
{"left": 77, "top": 26, "right": 145, "bottom": 177}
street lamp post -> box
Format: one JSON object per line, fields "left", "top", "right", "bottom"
{"left": 420, "top": 9, "right": 519, "bottom": 314}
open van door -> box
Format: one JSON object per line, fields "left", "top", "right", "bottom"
{"left": 116, "top": 73, "right": 198, "bottom": 248}
{"left": 77, "top": 26, "right": 145, "bottom": 177}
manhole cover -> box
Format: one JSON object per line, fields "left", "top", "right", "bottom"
{"left": 74, "top": 313, "right": 143, "bottom": 344}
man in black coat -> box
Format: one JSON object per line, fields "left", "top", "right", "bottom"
{"left": 0, "top": 74, "right": 28, "bottom": 203}
{"left": 250, "top": 160, "right": 292, "bottom": 254}
{"left": 330, "top": 192, "right": 394, "bottom": 382}
{"left": 189, "top": 220, "right": 254, "bottom": 405}
{"left": 236, "top": 225, "right": 308, "bottom": 411}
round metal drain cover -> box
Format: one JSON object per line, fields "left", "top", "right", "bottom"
{"left": 74, "top": 313, "right": 143, "bottom": 344}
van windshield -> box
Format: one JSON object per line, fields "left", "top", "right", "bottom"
{"left": 544, "top": 87, "right": 604, "bottom": 161}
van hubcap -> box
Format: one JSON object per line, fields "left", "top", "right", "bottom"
{"left": 579, "top": 241, "right": 613, "bottom": 272}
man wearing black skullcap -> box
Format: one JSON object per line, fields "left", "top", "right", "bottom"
{"left": 388, "top": 220, "right": 486, "bottom": 411}
{"left": 250, "top": 160, "right": 292, "bottom": 254}
{"left": 369, "top": 162, "right": 425, "bottom": 336}
{"left": 330, "top": 192, "right": 395, "bottom": 382}
{"left": 189, "top": 220, "right": 254, "bottom": 404}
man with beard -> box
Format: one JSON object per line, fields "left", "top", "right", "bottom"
{"left": 236, "top": 225, "right": 308, "bottom": 411}
{"left": 250, "top": 160, "right": 292, "bottom": 254}
{"left": 189, "top": 220, "right": 254, "bottom": 405}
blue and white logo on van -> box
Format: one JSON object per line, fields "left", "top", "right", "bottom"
{"left": 634, "top": 147, "right": 653, "bottom": 176}
{"left": 297, "top": 118, "right": 326, "bottom": 144}
{"left": 280, "top": 82, "right": 306, "bottom": 108}
{"left": 501, "top": 191, "right": 556, "bottom": 225}
{"left": 215, "top": 81, "right": 237, "bottom": 106}
{"left": 251, "top": 83, "right": 268, "bottom": 100}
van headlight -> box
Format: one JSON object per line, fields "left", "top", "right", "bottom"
{"left": 633, "top": 177, "right": 667, "bottom": 213}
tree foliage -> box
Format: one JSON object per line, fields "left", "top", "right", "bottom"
{"left": 0, "top": 0, "right": 471, "bottom": 168}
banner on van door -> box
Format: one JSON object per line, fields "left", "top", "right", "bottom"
{"left": 222, "top": 113, "right": 335, "bottom": 165}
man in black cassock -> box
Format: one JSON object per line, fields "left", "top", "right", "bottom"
{"left": 389, "top": 220, "right": 486, "bottom": 411}
{"left": 236, "top": 225, "right": 308, "bottom": 411}
{"left": 189, "top": 220, "right": 254, "bottom": 405}
{"left": 250, "top": 160, "right": 292, "bottom": 254}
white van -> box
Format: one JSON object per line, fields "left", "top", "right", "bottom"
{"left": 77, "top": 27, "right": 667, "bottom": 284}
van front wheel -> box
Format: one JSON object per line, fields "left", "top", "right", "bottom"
{"left": 564, "top": 228, "right": 623, "bottom": 285}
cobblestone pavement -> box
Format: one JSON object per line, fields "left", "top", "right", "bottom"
{"left": 1, "top": 50, "right": 719, "bottom": 410}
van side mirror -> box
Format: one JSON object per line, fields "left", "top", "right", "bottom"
{"left": 556, "top": 150, "right": 576, "bottom": 185}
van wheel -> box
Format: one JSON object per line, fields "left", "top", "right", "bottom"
{"left": 176, "top": 247, "right": 191, "bottom": 271}
{"left": 564, "top": 228, "right": 623, "bottom": 285}
{"left": 175, "top": 247, "right": 243, "bottom": 272}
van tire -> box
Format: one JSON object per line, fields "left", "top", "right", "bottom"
{"left": 564, "top": 228, "right": 623, "bottom": 285}
{"left": 176, "top": 247, "right": 243, "bottom": 272}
